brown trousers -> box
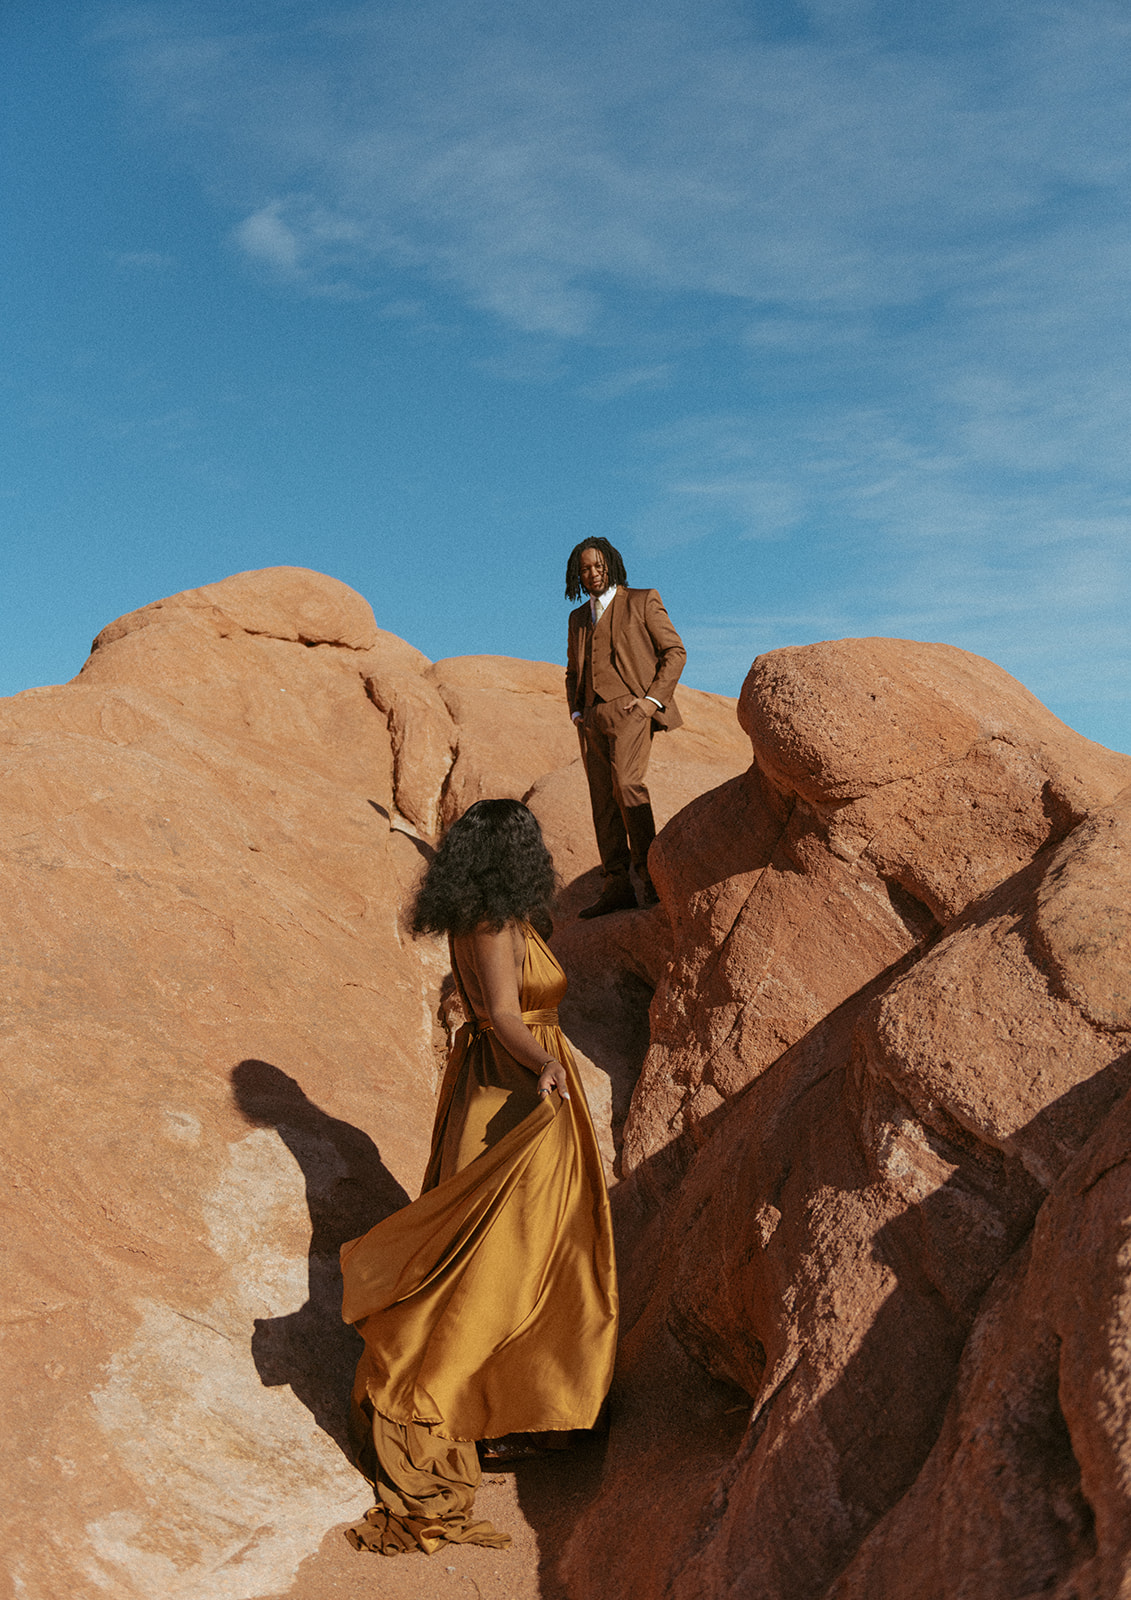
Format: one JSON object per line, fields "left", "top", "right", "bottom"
{"left": 578, "top": 698, "right": 654, "bottom": 879}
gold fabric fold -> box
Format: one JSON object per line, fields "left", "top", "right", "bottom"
{"left": 343, "top": 1411, "right": 511, "bottom": 1554}
{"left": 340, "top": 922, "right": 617, "bottom": 1556}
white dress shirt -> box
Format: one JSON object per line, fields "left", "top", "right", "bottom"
{"left": 590, "top": 584, "right": 617, "bottom": 623}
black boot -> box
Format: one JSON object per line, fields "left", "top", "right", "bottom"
{"left": 578, "top": 874, "right": 638, "bottom": 919}
{"left": 625, "top": 803, "right": 658, "bottom": 905}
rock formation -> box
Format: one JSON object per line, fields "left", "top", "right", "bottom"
{"left": 5, "top": 570, "right": 1131, "bottom": 1600}
{"left": 0, "top": 567, "right": 748, "bottom": 1600}
{"left": 626, "top": 638, "right": 1129, "bottom": 1193}
{"left": 562, "top": 639, "right": 1131, "bottom": 1600}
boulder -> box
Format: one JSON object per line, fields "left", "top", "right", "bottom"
{"left": 625, "top": 639, "right": 1131, "bottom": 1194}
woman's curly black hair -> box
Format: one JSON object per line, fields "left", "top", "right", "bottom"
{"left": 564, "top": 538, "right": 628, "bottom": 602}
{"left": 410, "top": 799, "right": 557, "bottom": 939}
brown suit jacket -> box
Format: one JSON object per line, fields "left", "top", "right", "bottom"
{"left": 566, "top": 587, "right": 686, "bottom": 731}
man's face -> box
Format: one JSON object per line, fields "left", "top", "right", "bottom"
{"left": 578, "top": 547, "right": 610, "bottom": 598}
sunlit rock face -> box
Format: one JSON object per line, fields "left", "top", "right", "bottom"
{"left": 625, "top": 638, "right": 1131, "bottom": 1196}
{"left": 563, "top": 639, "right": 1131, "bottom": 1600}
{"left": 9, "top": 575, "right": 1131, "bottom": 1600}
{"left": 0, "top": 566, "right": 748, "bottom": 1600}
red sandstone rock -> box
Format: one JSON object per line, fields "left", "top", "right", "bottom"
{"left": 9, "top": 582, "right": 1131, "bottom": 1600}
{"left": 0, "top": 566, "right": 746, "bottom": 1600}
{"left": 828, "top": 1051, "right": 1131, "bottom": 1600}
{"left": 428, "top": 654, "right": 580, "bottom": 828}
{"left": 739, "top": 636, "right": 1121, "bottom": 816}
{"left": 562, "top": 659, "right": 1131, "bottom": 1600}
{"left": 624, "top": 639, "right": 1131, "bottom": 1194}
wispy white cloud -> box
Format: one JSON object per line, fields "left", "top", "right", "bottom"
{"left": 626, "top": 382, "right": 1130, "bottom": 718}
{"left": 102, "top": 1, "right": 1131, "bottom": 330}
{"left": 233, "top": 203, "right": 302, "bottom": 272}
{"left": 580, "top": 364, "right": 673, "bottom": 401}
{"left": 230, "top": 195, "right": 365, "bottom": 291}
{"left": 97, "top": 0, "right": 1131, "bottom": 743}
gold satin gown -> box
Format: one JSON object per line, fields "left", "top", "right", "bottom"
{"left": 339, "top": 922, "right": 618, "bottom": 1555}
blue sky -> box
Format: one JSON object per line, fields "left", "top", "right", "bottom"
{"left": 4, "top": 0, "right": 1130, "bottom": 752}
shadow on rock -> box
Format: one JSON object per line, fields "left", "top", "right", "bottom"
{"left": 504, "top": 1428, "right": 614, "bottom": 1600}
{"left": 230, "top": 1059, "right": 410, "bottom": 1460}
{"left": 571, "top": 993, "right": 1131, "bottom": 1600}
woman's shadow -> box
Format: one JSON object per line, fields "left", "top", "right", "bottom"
{"left": 230, "top": 1059, "right": 410, "bottom": 1460}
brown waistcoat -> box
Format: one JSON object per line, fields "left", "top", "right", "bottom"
{"left": 585, "top": 605, "right": 633, "bottom": 704}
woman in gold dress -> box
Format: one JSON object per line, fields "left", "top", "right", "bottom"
{"left": 340, "top": 798, "right": 618, "bottom": 1556}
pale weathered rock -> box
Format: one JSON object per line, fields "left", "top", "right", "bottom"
{"left": 0, "top": 566, "right": 747, "bottom": 1600}
{"left": 1, "top": 572, "right": 446, "bottom": 1600}
{"left": 429, "top": 654, "right": 580, "bottom": 828}
{"left": 363, "top": 662, "right": 457, "bottom": 837}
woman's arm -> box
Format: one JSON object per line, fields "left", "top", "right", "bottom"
{"left": 468, "top": 924, "right": 570, "bottom": 1101}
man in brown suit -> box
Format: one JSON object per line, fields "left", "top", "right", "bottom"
{"left": 565, "top": 539, "right": 686, "bottom": 918}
